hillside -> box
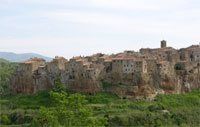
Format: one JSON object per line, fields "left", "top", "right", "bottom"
{"left": 0, "top": 58, "right": 9, "bottom": 63}
{"left": 0, "top": 52, "right": 52, "bottom": 62}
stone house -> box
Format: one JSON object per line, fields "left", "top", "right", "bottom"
{"left": 140, "top": 41, "right": 179, "bottom": 63}
{"left": 111, "top": 53, "right": 147, "bottom": 74}
{"left": 11, "top": 58, "right": 46, "bottom": 93}
{"left": 179, "top": 45, "right": 200, "bottom": 62}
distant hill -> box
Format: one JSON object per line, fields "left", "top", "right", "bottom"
{"left": 0, "top": 52, "right": 52, "bottom": 62}
{"left": 0, "top": 58, "right": 10, "bottom": 63}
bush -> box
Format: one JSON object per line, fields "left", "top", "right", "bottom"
{"left": 10, "top": 110, "right": 25, "bottom": 124}
{"left": 0, "top": 114, "right": 11, "bottom": 125}
{"left": 148, "top": 104, "right": 165, "bottom": 112}
{"left": 174, "top": 63, "right": 185, "bottom": 70}
{"left": 86, "top": 92, "right": 118, "bottom": 104}
{"left": 33, "top": 92, "right": 107, "bottom": 126}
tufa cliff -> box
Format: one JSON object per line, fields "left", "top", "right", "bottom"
{"left": 11, "top": 41, "right": 200, "bottom": 98}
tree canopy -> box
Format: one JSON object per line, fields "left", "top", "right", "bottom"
{"left": 32, "top": 81, "right": 107, "bottom": 127}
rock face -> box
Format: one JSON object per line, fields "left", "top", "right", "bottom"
{"left": 11, "top": 41, "right": 200, "bottom": 98}
{"left": 11, "top": 58, "right": 48, "bottom": 93}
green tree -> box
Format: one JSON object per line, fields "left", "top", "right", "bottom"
{"left": 52, "top": 78, "right": 65, "bottom": 92}
{"left": 0, "top": 59, "right": 17, "bottom": 95}
{"left": 33, "top": 81, "right": 107, "bottom": 127}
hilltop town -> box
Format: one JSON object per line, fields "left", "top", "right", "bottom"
{"left": 11, "top": 41, "right": 200, "bottom": 99}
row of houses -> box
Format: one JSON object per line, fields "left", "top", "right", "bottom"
{"left": 11, "top": 41, "right": 200, "bottom": 97}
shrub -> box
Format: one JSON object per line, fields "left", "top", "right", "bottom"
{"left": 33, "top": 92, "right": 107, "bottom": 126}
{"left": 86, "top": 92, "right": 118, "bottom": 104}
{"left": 0, "top": 114, "right": 11, "bottom": 125}
{"left": 174, "top": 63, "right": 185, "bottom": 70}
{"left": 10, "top": 110, "right": 25, "bottom": 124}
{"left": 148, "top": 104, "right": 165, "bottom": 112}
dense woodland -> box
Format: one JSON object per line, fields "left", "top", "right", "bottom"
{"left": 0, "top": 59, "right": 200, "bottom": 127}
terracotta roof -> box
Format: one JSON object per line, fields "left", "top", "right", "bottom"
{"left": 104, "top": 58, "right": 112, "bottom": 62}
{"left": 54, "top": 56, "right": 66, "bottom": 60}
{"left": 24, "top": 57, "right": 45, "bottom": 64}
{"left": 112, "top": 53, "right": 143, "bottom": 61}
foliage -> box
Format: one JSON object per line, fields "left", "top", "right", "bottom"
{"left": 33, "top": 81, "right": 107, "bottom": 127}
{"left": 1, "top": 91, "right": 51, "bottom": 110}
{"left": 86, "top": 92, "right": 118, "bottom": 104}
{"left": 174, "top": 63, "right": 185, "bottom": 70}
{"left": 0, "top": 87, "right": 200, "bottom": 126}
{"left": 0, "top": 114, "right": 11, "bottom": 125}
{"left": 101, "top": 81, "right": 113, "bottom": 89}
{"left": 52, "top": 78, "right": 65, "bottom": 92}
{"left": 0, "top": 58, "right": 18, "bottom": 95}
{"left": 106, "top": 89, "right": 200, "bottom": 127}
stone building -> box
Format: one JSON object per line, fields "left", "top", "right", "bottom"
{"left": 61, "top": 56, "right": 104, "bottom": 93}
{"left": 179, "top": 45, "right": 200, "bottom": 62}
{"left": 111, "top": 54, "right": 147, "bottom": 74}
{"left": 47, "top": 56, "right": 67, "bottom": 72}
{"left": 140, "top": 41, "right": 179, "bottom": 63}
{"left": 11, "top": 41, "right": 200, "bottom": 98}
{"left": 11, "top": 58, "right": 46, "bottom": 93}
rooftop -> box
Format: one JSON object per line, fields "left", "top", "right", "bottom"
{"left": 23, "top": 57, "right": 45, "bottom": 64}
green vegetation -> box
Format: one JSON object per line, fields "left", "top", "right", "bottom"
{"left": 0, "top": 65, "right": 200, "bottom": 126}
{"left": 174, "top": 63, "right": 185, "bottom": 70}
{"left": 0, "top": 58, "right": 18, "bottom": 95}
{"left": 32, "top": 81, "right": 107, "bottom": 127}
{"left": 1, "top": 87, "right": 200, "bottom": 126}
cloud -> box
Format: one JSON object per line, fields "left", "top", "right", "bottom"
{"left": 89, "top": 0, "right": 159, "bottom": 11}
{"left": 0, "top": 0, "right": 200, "bottom": 57}
{"left": 38, "top": 9, "right": 200, "bottom": 37}
{"left": 89, "top": 0, "right": 189, "bottom": 11}
{"left": 0, "top": 0, "right": 189, "bottom": 11}
{"left": 0, "top": 37, "right": 143, "bottom": 58}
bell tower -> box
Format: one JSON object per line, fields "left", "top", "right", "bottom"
{"left": 161, "top": 40, "right": 167, "bottom": 48}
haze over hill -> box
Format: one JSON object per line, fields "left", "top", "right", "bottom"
{"left": 0, "top": 52, "right": 52, "bottom": 62}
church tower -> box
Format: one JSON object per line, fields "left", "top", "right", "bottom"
{"left": 161, "top": 40, "right": 167, "bottom": 48}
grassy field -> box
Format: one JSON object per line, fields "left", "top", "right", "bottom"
{"left": 0, "top": 90, "right": 200, "bottom": 126}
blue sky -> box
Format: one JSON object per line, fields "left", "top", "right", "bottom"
{"left": 0, "top": 0, "right": 200, "bottom": 58}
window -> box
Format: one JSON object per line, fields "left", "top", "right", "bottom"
{"left": 69, "top": 75, "right": 74, "bottom": 79}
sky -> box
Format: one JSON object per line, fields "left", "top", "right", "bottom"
{"left": 0, "top": 0, "right": 200, "bottom": 58}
